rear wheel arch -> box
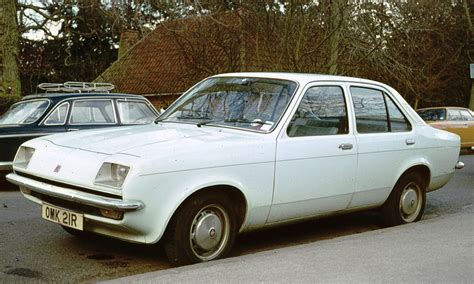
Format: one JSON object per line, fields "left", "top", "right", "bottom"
{"left": 381, "top": 164, "right": 430, "bottom": 226}
{"left": 399, "top": 164, "right": 431, "bottom": 189}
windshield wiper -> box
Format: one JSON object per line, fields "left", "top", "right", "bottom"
{"left": 196, "top": 118, "right": 271, "bottom": 128}
{"left": 154, "top": 117, "right": 165, "bottom": 124}
{"left": 155, "top": 116, "right": 211, "bottom": 124}
{"left": 225, "top": 118, "right": 271, "bottom": 125}
{"left": 196, "top": 119, "right": 221, "bottom": 127}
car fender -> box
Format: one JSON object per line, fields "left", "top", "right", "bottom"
{"left": 124, "top": 162, "right": 274, "bottom": 243}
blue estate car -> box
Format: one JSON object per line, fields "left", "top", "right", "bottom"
{"left": 0, "top": 82, "right": 159, "bottom": 172}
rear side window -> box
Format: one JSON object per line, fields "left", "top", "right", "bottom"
{"left": 117, "top": 101, "right": 156, "bottom": 124}
{"left": 447, "top": 110, "right": 462, "bottom": 121}
{"left": 350, "top": 87, "right": 411, "bottom": 133}
{"left": 70, "top": 100, "right": 115, "bottom": 124}
{"left": 460, "top": 110, "right": 474, "bottom": 121}
{"left": 385, "top": 95, "right": 411, "bottom": 132}
{"left": 287, "top": 86, "right": 348, "bottom": 137}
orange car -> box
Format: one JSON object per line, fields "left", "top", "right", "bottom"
{"left": 417, "top": 107, "right": 474, "bottom": 150}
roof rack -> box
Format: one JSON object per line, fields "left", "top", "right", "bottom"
{"left": 38, "top": 82, "right": 115, "bottom": 93}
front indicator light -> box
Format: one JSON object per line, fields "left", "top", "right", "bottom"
{"left": 94, "top": 162, "right": 130, "bottom": 188}
{"left": 20, "top": 186, "right": 31, "bottom": 195}
{"left": 14, "top": 146, "right": 35, "bottom": 169}
{"left": 100, "top": 209, "right": 123, "bottom": 220}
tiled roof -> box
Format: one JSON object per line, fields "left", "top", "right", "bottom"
{"left": 96, "top": 12, "right": 244, "bottom": 95}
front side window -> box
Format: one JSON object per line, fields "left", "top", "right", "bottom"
{"left": 287, "top": 86, "right": 348, "bottom": 137}
{"left": 44, "top": 102, "right": 69, "bottom": 125}
{"left": 160, "top": 77, "right": 298, "bottom": 132}
{"left": 118, "top": 101, "right": 156, "bottom": 124}
{"left": 351, "top": 87, "right": 411, "bottom": 133}
{"left": 70, "top": 100, "right": 115, "bottom": 124}
{"left": 0, "top": 100, "right": 50, "bottom": 125}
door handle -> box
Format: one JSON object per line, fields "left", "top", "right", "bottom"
{"left": 405, "top": 138, "right": 415, "bottom": 145}
{"left": 338, "top": 143, "right": 353, "bottom": 150}
{"left": 68, "top": 128, "right": 80, "bottom": 131}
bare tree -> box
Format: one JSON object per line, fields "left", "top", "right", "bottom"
{"left": 462, "top": 0, "right": 473, "bottom": 109}
{"left": 0, "top": 0, "right": 21, "bottom": 98}
{"left": 327, "top": 0, "right": 346, "bottom": 75}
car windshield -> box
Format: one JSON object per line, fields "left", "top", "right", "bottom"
{"left": 417, "top": 109, "right": 446, "bottom": 121}
{"left": 0, "top": 100, "right": 50, "bottom": 125}
{"left": 159, "top": 77, "right": 298, "bottom": 132}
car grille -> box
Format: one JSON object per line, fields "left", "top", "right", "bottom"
{"left": 30, "top": 190, "right": 104, "bottom": 218}
{"left": 15, "top": 171, "right": 122, "bottom": 199}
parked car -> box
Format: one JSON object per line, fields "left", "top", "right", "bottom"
{"left": 7, "top": 73, "right": 463, "bottom": 266}
{"left": 416, "top": 107, "right": 474, "bottom": 151}
{"left": 0, "top": 82, "right": 159, "bottom": 172}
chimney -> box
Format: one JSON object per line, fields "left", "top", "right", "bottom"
{"left": 118, "top": 30, "right": 140, "bottom": 58}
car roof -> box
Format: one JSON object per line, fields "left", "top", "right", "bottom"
{"left": 214, "top": 72, "right": 385, "bottom": 86}
{"left": 417, "top": 106, "right": 472, "bottom": 111}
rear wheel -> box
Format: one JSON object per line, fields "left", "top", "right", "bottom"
{"left": 381, "top": 172, "right": 426, "bottom": 226}
{"left": 164, "top": 193, "right": 237, "bottom": 266}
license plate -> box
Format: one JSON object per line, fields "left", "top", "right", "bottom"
{"left": 41, "top": 204, "right": 84, "bottom": 231}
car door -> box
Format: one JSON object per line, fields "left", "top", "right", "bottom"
{"left": 459, "top": 109, "right": 474, "bottom": 146}
{"left": 66, "top": 99, "right": 119, "bottom": 131}
{"left": 267, "top": 83, "right": 357, "bottom": 223}
{"left": 347, "top": 85, "right": 414, "bottom": 208}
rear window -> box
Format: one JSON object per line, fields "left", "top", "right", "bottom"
{"left": 416, "top": 109, "right": 446, "bottom": 121}
{"left": 0, "top": 100, "right": 50, "bottom": 125}
{"left": 460, "top": 110, "right": 474, "bottom": 121}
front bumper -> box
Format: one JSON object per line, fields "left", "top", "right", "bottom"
{"left": 0, "top": 161, "right": 13, "bottom": 171}
{"left": 6, "top": 173, "right": 144, "bottom": 211}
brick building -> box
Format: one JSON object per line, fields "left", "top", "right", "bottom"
{"left": 95, "top": 11, "right": 284, "bottom": 109}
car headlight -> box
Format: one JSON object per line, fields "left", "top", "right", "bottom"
{"left": 94, "top": 163, "right": 130, "bottom": 188}
{"left": 14, "top": 146, "right": 35, "bottom": 169}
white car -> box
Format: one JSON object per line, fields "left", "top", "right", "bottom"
{"left": 7, "top": 73, "right": 463, "bottom": 265}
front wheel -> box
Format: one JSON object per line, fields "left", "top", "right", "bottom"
{"left": 164, "top": 193, "right": 237, "bottom": 266}
{"left": 381, "top": 172, "right": 426, "bottom": 226}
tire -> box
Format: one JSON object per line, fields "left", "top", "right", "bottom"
{"left": 164, "top": 192, "right": 237, "bottom": 266}
{"left": 381, "top": 172, "right": 426, "bottom": 227}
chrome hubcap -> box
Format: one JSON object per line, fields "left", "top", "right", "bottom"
{"left": 401, "top": 189, "right": 417, "bottom": 215}
{"left": 399, "top": 182, "right": 422, "bottom": 222}
{"left": 193, "top": 211, "right": 223, "bottom": 251}
{"left": 190, "top": 205, "right": 229, "bottom": 261}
